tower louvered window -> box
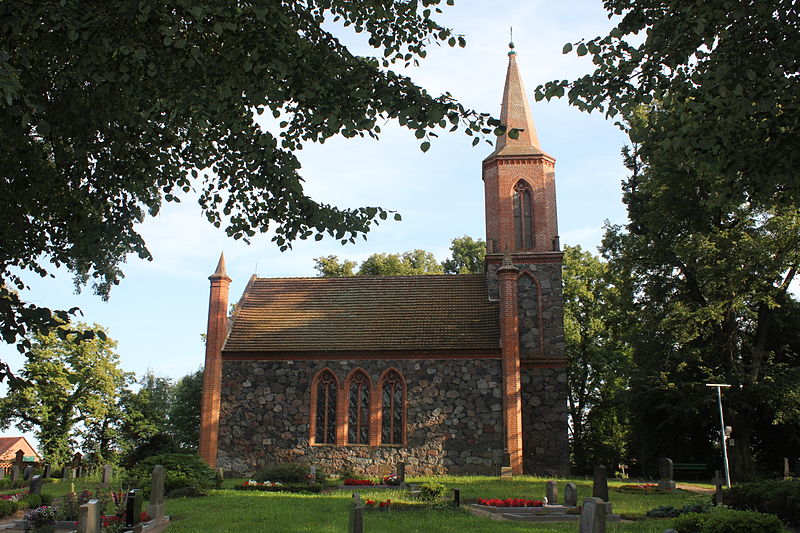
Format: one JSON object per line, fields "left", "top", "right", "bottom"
{"left": 381, "top": 370, "right": 404, "bottom": 445}
{"left": 347, "top": 371, "right": 370, "bottom": 444}
{"left": 513, "top": 181, "right": 534, "bottom": 249}
{"left": 315, "top": 370, "right": 337, "bottom": 444}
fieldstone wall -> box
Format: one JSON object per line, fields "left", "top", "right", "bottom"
{"left": 217, "top": 358, "right": 505, "bottom": 476}
{"left": 487, "top": 261, "right": 565, "bottom": 359}
{"left": 521, "top": 365, "right": 569, "bottom": 475}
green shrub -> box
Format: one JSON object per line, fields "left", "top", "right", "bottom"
{"left": 40, "top": 493, "right": 54, "bottom": 506}
{"left": 724, "top": 480, "right": 800, "bottom": 526}
{"left": 419, "top": 482, "right": 446, "bottom": 502}
{"left": 674, "top": 508, "right": 785, "bottom": 533}
{"left": 254, "top": 463, "right": 312, "bottom": 484}
{"left": 23, "top": 493, "right": 41, "bottom": 509}
{"left": 125, "top": 453, "right": 220, "bottom": 498}
{"left": 646, "top": 501, "right": 711, "bottom": 518}
{"left": 0, "top": 500, "right": 19, "bottom": 518}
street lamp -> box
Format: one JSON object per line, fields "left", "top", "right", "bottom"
{"left": 706, "top": 383, "right": 732, "bottom": 487}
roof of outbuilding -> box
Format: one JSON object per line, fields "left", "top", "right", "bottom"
{"left": 222, "top": 274, "right": 500, "bottom": 356}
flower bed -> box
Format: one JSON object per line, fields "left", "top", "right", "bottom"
{"left": 364, "top": 498, "right": 392, "bottom": 509}
{"left": 382, "top": 475, "right": 401, "bottom": 486}
{"left": 343, "top": 479, "right": 375, "bottom": 486}
{"left": 615, "top": 484, "right": 669, "bottom": 494}
{"left": 476, "top": 498, "right": 544, "bottom": 507}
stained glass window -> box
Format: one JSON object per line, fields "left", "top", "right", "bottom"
{"left": 381, "top": 370, "right": 404, "bottom": 445}
{"left": 348, "top": 371, "right": 370, "bottom": 444}
{"left": 314, "top": 370, "right": 337, "bottom": 444}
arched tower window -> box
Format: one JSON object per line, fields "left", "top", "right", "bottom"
{"left": 380, "top": 369, "right": 405, "bottom": 445}
{"left": 313, "top": 369, "right": 338, "bottom": 445}
{"left": 513, "top": 181, "right": 534, "bottom": 249}
{"left": 347, "top": 370, "right": 371, "bottom": 444}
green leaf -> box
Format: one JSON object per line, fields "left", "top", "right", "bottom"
{"left": 420, "top": 141, "right": 431, "bottom": 152}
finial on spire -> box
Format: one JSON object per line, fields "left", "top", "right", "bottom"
{"left": 508, "top": 27, "right": 516, "bottom": 56}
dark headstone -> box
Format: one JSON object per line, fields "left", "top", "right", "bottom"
{"left": 658, "top": 458, "right": 676, "bottom": 489}
{"left": 14, "top": 450, "right": 24, "bottom": 467}
{"left": 101, "top": 465, "right": 112, "bottom": 486}
{"left": 29, "top": 475, "right": 44, "bottom": 495}
{"left": 125, "top": 489, "right": 143, "bottom": 527}
{"left": 0, "top": 468, "right": 5, "bottom": 480}
{"left": 60, "top": 466, "right": 68, "bottom": 479}
{"left": 592, "top": 466, "right": 609, "bottom": 502}
{"left": 10, "top": 466, "right": 19, "bottom": 483}
{"left": 564, "top": 482, "right": 578, "bottom": 507}
{"left": 43, "top": 463, "right": 51, "bottom": 479}
{"left": 579, "top": 497, "right": 606, "bottom": 533}
{"left": 502, "top": 452, "right": 511, "bottom": 468}
{"left": 452, "top": 488, "right": 460, "bottom": 508}
{"left": 396, "top": 462, "right": 406, "bottom": 483}
{"left": 147, "top": 465, "right": 166, "bottom": 521}
{"left": 23, "top": 465, "right": 33, "bottom": 480}
{"left": 713, "top": 470, "right": 724, "bottom": 505}
{"left": 73, "top": 452, "right": 82, "bottom": 466}
{"left": 546, "top": 480, "right": 558, "bottom": 504}
{"left": 784, "top": 458, "right": 791, "bottom": 479}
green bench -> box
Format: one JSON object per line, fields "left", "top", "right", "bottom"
{"left": 673, "top": 463, "right": 707, "bottom": 480}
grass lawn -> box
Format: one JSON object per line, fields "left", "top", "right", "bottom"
{"left": 162, "top": 476, "right": 713, "bottom": 533}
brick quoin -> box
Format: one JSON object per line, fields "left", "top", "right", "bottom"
{"left": 498, "top": 256, "right": 523, "bottom": 474}
{"left": 199, "top": 253, "right": 231, "bottom": 467}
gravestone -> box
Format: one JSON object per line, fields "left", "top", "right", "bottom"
{"left": 60, "top": 466, "right": 68, "bottom": 479}
{"left": 23, "top": 465, "right": 33, "bottom": 480}
{"left": 147, "top": 465, "right": 166, "bottom": 522}
{"left": 396, "top": 461, "right": 406, "bottom": 483}
{"left": 10, "top": 466, "right": 19, "bottom": 483}
{"left": 348, "top": 493, "right": 363, "bottom": 533}
{"left": 78, "top": 499, "right": 102, "bottom": 533}
{"left": 70, "top": 468, "right": 77, "bottom": 479}
{"left": 102, "top": 465, "right": 113, "bottom": 486}
{"left": 546, "top": 481, "right": 558, "bottom": 505}
{"left": 452, "top": 488, "right": 460, "bottom": 508}
{"left": 579, "top": 497, "right": 606, "bottom": 533}
{"left": 713, "top": 470, "right": 723, "bottom": 505}
{"left": 592, "top": 466, "right": 609, "bottom": 502}
{"left": 784, "top": 458, "right": 791, "bottom": 480}
{"left": 309, "top": 465, "right": 317, "bottom": 484}
{"left": 564, "top": 482, "right": 578, "bottom": 507}
{"left": 658, "top": 458, "right": 676, "bottom": 489}
{"left": 14, "top": 450, "right": 24, "bottom": 468}
{"left": 0, "top": 468, "right": 4, "bottom": 480}
{"left": 217, "top": 467, "right": 224, "bottom": 481}
{"left": 29, "top": 475, "right": 44, "bottom": 496}
{"left": 500, "top": 452, "right": 513, "bottom": 479}
{"left": 43, "top": 463, "right": 51, "bottom": 479}
{"left": 125, "top": 489, "right": 143, "bottom": 527}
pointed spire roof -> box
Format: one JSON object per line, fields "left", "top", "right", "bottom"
{"left": 209, "top": 252, "right": 231, "bottom": 281}
{"left": 490, "top": 43, "right": 548, "bottom": 158}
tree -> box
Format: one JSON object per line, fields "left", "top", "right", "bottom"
{"left": 539, "top": 0, "right": 799, "bottom": 207}
{"left": 313, "top": 256, "right": 358, "bottom": 277}
{"left": 314, "top": 236, "right": 485, "bottom": 277}
{"left": 169, "top": 368, "right": 203, "bottom": 451}
{"left": 0, "top": 323, "right": 130, "bottom": 465}
{"left": 562, "top": 245, "right": 630, "bottom": 473}
{"left": 600, "top": 106, "right": 800, "bottom": 479}
{"left": 117, "top": 372, "right": 175, "bottom": 457}
{"left": 441, "top": 235, "right": 485, "bottom": 274}
{"left": 1, "top": 1, "right": 502, "bottom": 365}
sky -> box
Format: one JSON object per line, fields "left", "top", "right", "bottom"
{"left": 1, "top": 2, "right": 631, "bottom": 442}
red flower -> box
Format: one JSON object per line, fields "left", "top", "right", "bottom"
{"left": 344, "top": 479, "right": 375, "bottom": 486}
{"left": 477, "top": 498, "right": 543, "bottom": 507}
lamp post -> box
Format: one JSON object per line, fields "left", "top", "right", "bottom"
{"left": 706, "top": 383, "right": 732, "bottom": 487}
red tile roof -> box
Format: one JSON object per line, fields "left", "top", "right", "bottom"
{"left": 0, "top": 436, "right": 40, "bottom": 461}
{"left": 222, "top": 274, "right": 500, "bottom": 357}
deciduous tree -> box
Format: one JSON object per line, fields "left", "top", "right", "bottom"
{"left": 1, "top": 0, "right": 500, "bottom": 366}
{"left": 0, "top": 323, "right": 130, "bottom": 466}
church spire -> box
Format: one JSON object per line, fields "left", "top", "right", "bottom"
{"left": 493, "top": 42, "right": 544, "bottom": 156}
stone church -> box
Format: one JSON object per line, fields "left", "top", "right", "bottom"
{"left": 199, "top": 46, "right": 569, "bottom": 476}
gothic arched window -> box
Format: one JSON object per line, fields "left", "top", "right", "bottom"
{"left": 347, "top": 370, "right": 371, "bottom": 444}
{"left": 513, "top": 181, "right": 534, "bottom": 249}
{"left": 380, "top": 369, "right": 405, "bottom": 445}
{"left": 313, "top": 369, "right": 338, "bottom": 445}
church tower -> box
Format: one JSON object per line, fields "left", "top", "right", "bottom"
{"left": 484, "top": 43, "right": 569, "bottom": 475}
